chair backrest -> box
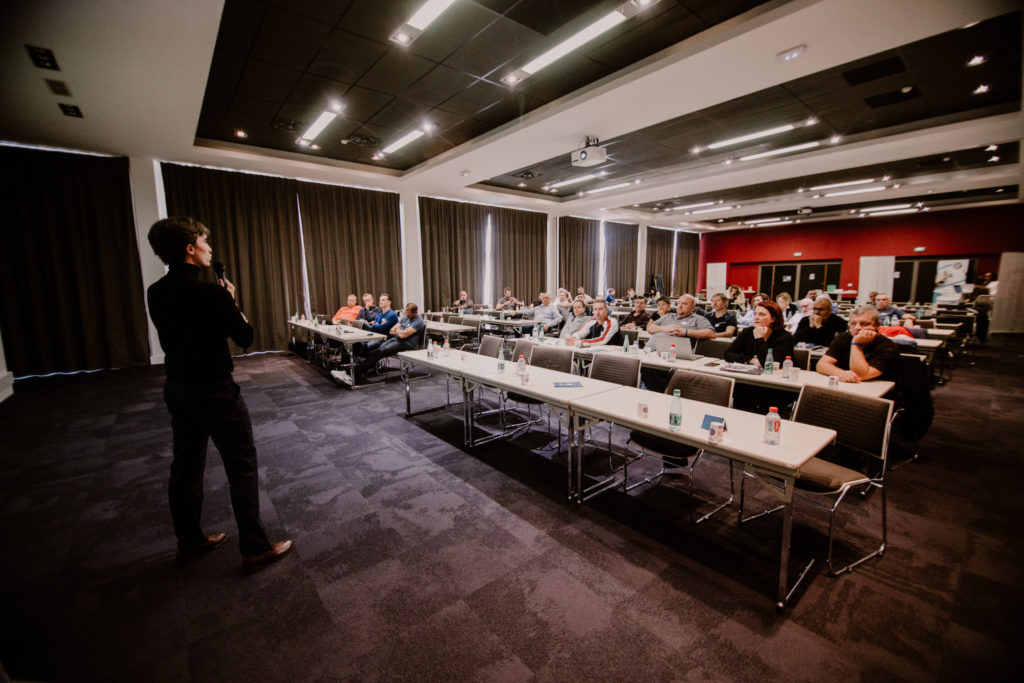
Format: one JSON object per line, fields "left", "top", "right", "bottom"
{"left": 510, "top": 338, "right": 536, "bottom": 365}
{"left": 665, "top": 369, "right": 733, "bottom": 407}
{"left": 916, "top": 318, "right": 935, "bottom": 329}
{"left": 792, "top": 347, "right": 811, "bottom": 371}
{"left": 793, "top": 385, "right": 894, "bottom": 462}
{"left": 588, "top": 354, "right": 641, "bottom": 387}
{"left": 696, "top": 338, "right": 728, "bottom": 359}
{"left": 529, "top": 345, "right": 574, "bottom": 373}
{"left": 449, "top": 315, "right": 463, "bottom": 326}
{"left": 894, "top": 353, "right": 934, "bottom": 443}
{"left": 478, "top": 335, "right": 505, "bottom": 358}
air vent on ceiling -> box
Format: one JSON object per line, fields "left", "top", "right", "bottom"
{"left": 46, "top": 79, "right": 71, "bottom": 96}
{"left": 345, "top": 134, "right": 379, "bottom": 147}
{"left": 841, "top": 55, "right": 906, "bottom": 86}
{"left": 514, "top": 170, "right": 539, "bottom": 179}
{"left": 26, "top": 45, "right": 59, "bottom": 70}
{"left": 59, "top": 103, "right": 82, "bottom": 118}
{"left": 916, "top": 155, "right": 954, "bottom": 168}
{"left": 273, "top": 118, "right": 300, "bottom": 132}
{"left": 865, "top": 86, "right": 920, "bottom": 108}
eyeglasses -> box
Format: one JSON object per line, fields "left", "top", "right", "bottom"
{"left": 812, "top": 306, "right": 831, "bottom": 311}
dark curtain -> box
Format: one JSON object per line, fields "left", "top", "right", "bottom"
{"left": 0, "top": 147, "right": 149, "bottom": 376}
{"left": 673, "top": 231, "right": 700, "bottom": 296}
{"left": 419, "top": 196, "right": 488, "bottom": 311}
{"left": 298, "top": 182, "right": 402, "bottom": 313}
{"left": 558, "top": 216, "right": 599, "bottom": 296}
{"left": 493, "top": 206, "right": 546, "bottom": 302}
{"left": 604, "top": 221, "right": 638, "bottom": 295}
{"left": 645, "top": 227, "right": 675, "bottom": 295}
{"left": 160, "top": 163, "right": 304, "bottom": 352}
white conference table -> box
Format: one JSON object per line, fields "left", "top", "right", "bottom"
{"left": 462, "top": 314, "right": 531, "bottom": 332}
{"left": 570, "top": 385, "right": 838, "bottom": 609}
{"left": 426, "top": 320, "right": 475, "bottom": 336}
{"left": 288, "top": 318, "right": 385, "bottom": 385}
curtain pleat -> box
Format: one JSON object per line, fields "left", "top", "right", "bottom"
{"left": 604, "top": 221, "right": 638, "bottom": 295}
{"left": 644, "top": 227, "right": 675, "bottom": 295}
{"left": 419, "top": 197, "right": 488, "bottom": 311}
{"left": 0, "top": 147, "right": 149, "bottom": 376}
{"left": 297, "top": 182, "right": 402, "bottom": 313}
{"left": 160, "top": 163, "right": 304, "bottom": 352}
{"left": 673, "top": 231, "right": 700, "bottom": 296}
{"left": 493, "top": 206, "right": 547, "bottom": 301}
{"left": 558, "top": 216, "right": 600, "bottom": 296}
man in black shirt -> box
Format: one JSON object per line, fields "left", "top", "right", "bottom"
{"left": 794, "top": 296, "right": 847, "bottom": 347}
{"left": 817, "top": 305, "right": 899, "bottom": 384}
{"left": 147, "top": 217, "right": 291, "bottom": 568}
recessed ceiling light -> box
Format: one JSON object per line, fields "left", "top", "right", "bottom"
{"left": 549, "top": 173, "right": 601, "bottom": 189}
{"left": 690, "top": 146, "right": 702, "bottom": 154}
{"left": 371, "top": 152, "right": 384, "bottom": 161}
{"left": 382, "top": 129, "right": 425, "bottom": 154}
{"left": 867, "top": 209, "right": 919, "bottom": 217}
{"left": 668, "top": 201, "right": 715, "bottom": 211}
{"left": 517, "top": 182, "right": 527, "bottom": 188}
{"left": 691, "top": 205, "right": 734, "bottom": 214}
{"left": 900, "top": 85, "right": 914, "bottom": 94}
{"left": 973, "top": 84, "right": 990, "bottom": 94}
{"left": 300, "top": 111, "right": 336, "bottom": 142}
{"left": 744, "top": 217, "right": 785, "bottom": 224}
{"left": 754, "top": 220, "right": 793, "bottom": 226}
{"left": 309, "top": 143, "right": 321, "bottom": 151}
{"left": 234, "top": 129, "right": 247, "bottom": 138}
{"left": 797, "top": 188, "right": 805, "bottom": 193}
{"left": 739, "top": 141, "right": 820, "bottom": 161}
{"left": 521, "top": 11, "right": 625, "bottom": 75}
{"left": 967, "top": 55, "right": 986, "bottom": 67}
{"left": 849, "top": 209, "right": 857, "bottom": 214}
{"left": 390, "top": 0, "right": 458, "bottom": 45}
{"left": 502, "top": 74, "right": 519, "bottom": 84}
{"left": 996, "top": 188, "right": 1005, "bottom": 193}
{"left": 986, "top": 144, "right": 998, "bottom": 151}
{"left": 296, "top": 138, "right": 310, "bottom": 147}
{"left": 804, "top": 116, "right": 819, "bottom": 127}
{"left": 861, "top": 203, "right": 912, "bottom": 213}
{"left": 423, "top": 121, "right": 436, "bottom": 132}
{"left": 633, "top": 203, "right": 640, "bottom": 207}
{"left": 549, "top": 188, "right": 558, "bottom": 193}
{"left": 776, "top": 44, "right": 807, "bottom": 63}
{"left": 330, "top": 100, "right": 343, "bottom": 113}
{"left": 722, "top": 159, "right": 733, "bottom": 165}
{"left": 829, "top": 135, "right": 842, "bottom": 144}
{"left": 882, "top": 175, "right": 891, "bottom": 181}
{"left": 988, "top": 155, "right": 1000, "bottom": 162}
{"left": 707, "top": 124, "right": 795, "bottom": 150}
{"left": 811, "top": 194, "right": 821, "bottom": 199}
{"left": 809, "top": 178, "right": 875, "bottom": 191}
{"left": 460, "top": 170, "right": 471, "bottom": 177}
{"left": 586, "top": 182, "right": 633, "bottom": 195}
{"left": 824, "top": 185, "right": 887, "bottom": 197}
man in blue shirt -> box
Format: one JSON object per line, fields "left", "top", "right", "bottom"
{"left": 366, "top": 293, "right": 398, "bottom": 333}
{"left": 347, "top": 302, "right": 426, "bottom": 384}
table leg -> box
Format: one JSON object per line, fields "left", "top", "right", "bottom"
{"left": 402, "top": 359, "right": 412, "bottom": 416}
{"left": 777, "top": 477, "right": 795, "bottom": 610}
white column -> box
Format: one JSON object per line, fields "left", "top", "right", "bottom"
{"left": 0, "top": 325, "right": 13, "bottom": 403}
{"left": 546, "top": 213, "right": 558, "bottom": 294}
{"left": 991, "top": 251, "right": 1024, "bottom": 333}
{"left": 706, "top": 262, "right": 728, "bottom": 297}
{"left": 398, "top": 189, "right": 423, "bottom": 307}
{"left": 128, "top": 157, "right": 168, "bottom": 365}
{"left": 858, "top": 255, "right": 896, "bottom": 305}
{"left": 635, "top": 223, "right": 647, "bottom": 294}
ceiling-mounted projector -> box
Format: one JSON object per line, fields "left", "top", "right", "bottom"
{"left": 571, "top": 145, "right": 606, "bottom": 167}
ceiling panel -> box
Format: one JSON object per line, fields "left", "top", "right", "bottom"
{"left": 441, "top": 15, "right": 542, "bottom": 78}
{"left": 356, "top": 49, "right": 436, "bottom": 96}
{"left": 236, "top": 60, "right": 302, "bottom": 102}
{"left": 401, "top": 64, "right": 477, "bottom": 108}
{"left": 267, "top": 0, "right": 353, "bottom": 26}
{"left": 250, "top": 5, "right": 332, "bottom": 70}
{"left": 308, "top": 29, "right": 389, "bottom": 85}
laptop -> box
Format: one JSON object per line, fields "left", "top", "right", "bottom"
{"left": 648, "top": 333, "right": 703, "bottom": 360}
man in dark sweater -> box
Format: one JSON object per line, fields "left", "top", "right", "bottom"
{"left": 817, "top": 305, "right": 900, "bottom": 384}
{"left": 147, "top": 217, "right": 292, "bottom": 568}
{"left": 793, "top": 296, "right": 847, "bottom": 347}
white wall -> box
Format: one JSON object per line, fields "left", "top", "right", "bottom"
{"left": 858, "top": 256, "right": 896, "bottom": 304}
{"left": 128, "top": 157, "right": 168, "bottom": 364}
{"left": 991, "top": 252, "right": 1024, "bottom": 334}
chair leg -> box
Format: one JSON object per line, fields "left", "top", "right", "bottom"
{"left": 825, "top": 483, "right": 886, "bottom": 575}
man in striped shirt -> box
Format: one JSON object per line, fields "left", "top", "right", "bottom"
{"left": 566, "top": 300, "right": 619, "bottom": 347}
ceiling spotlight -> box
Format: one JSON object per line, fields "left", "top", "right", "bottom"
{"left": 549, "top": 188, "right": 558, "bottom": 193}
{"left": 502, "top": 74, "right": 519, "bottom": 84}
{"left": 797, "top": 188, "right": 805, "bottom": 193}
{"left": 309, "top": 143, "right": 321, "bottom": 151}
{"left": 296, "top": 138, "right": 310, "bottom": 147}
{"left": 393, "top": 32, "right": 410, "bottom": 44}
{"left": 776, "top": 44, "right": 807, "bottom": 63}
{"left": 330, "top": 100, "right": 343, "bottom": 113}
{"left": 973, "top": 84, "right": 990, "bottom": 94}
{"left": 988, "top": 155, "right": 1000, "bottom": 162}
{"left": 722, "top": 159, "right": 733, "bottom": 165}
{"left": 371, "top": 152, "right": 385, "bottom": 160}
{"left": 460, "top": 169, "right": 471, "bottom": 177}
{"left": 804, "top": 116, "right": 819, "bottom": 127}
{"left": 234, "top": 129, "right": 247, "bottom": 139}
{"left": 517, "top": 182, "right": 527, "bottom": 188}
{"left": 829, "top": 135, "right": 842, "bottom": 144}
{"left": 423, "top": 121, "right": 436, "bottom": 132}
{"left": 811, "top": 194, "right": 821, "bottom": 199}
{"left": 882, "top": 175, "right": 891, "bottom": 181}
{"left": 967, "top": 55, "right": 986, "bottom": 67}
{"left": 996, "top": 188, "right": 1005, "bottom": 193}
{"left": 900, "top": 85, "right": 914, "bottom": 94}
{"left": 986, "top": 144, "right": 998, "bottom": 151}
{"left": 691, "top": 146, "right": 702, "bottom": 155}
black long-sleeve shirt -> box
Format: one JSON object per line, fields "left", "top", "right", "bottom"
{"left": 793, "top": 313, "right": 848, "bottom": 347}
{"left": 724, "top": 327, "right": 795, "bottom": 367}
{"left": 147, "top": 263, "right": 253, "bottom": 383}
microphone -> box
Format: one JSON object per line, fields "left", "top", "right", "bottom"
{"left": 213, "top": 261, "right": 226, "bottom": 282}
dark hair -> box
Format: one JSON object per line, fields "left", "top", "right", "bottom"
{"left": 656, "top": 296, "right": 670, "bottom": 306}
{"left": 406, "top": 302, "right": 418, "bottom": 315}
{"left": 147, "top": 217, "right": 210, "bottom": 265}
{"left": 756, "top": 300, "right": 785, "bottom": 331}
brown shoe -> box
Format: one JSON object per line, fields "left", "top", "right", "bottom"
{"left": 242, "top": 540, "right": 294, "bottom": 569}
{"left": 176, "top": 532, "right": 229, "bottom": 560}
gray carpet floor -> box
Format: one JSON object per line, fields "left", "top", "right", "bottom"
{"left": 1, "top": 336, "right": 1021, "bottom": 682}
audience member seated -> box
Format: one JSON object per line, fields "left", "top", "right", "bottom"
{"left": 704, "top": 292, "right": 737, "bottom": 338}
{"left": 737, "top": 292, "right": 768, "bottom": 326}
{"left": 620, "top": 298, "right": 652, "bottom": 330}
{"left": 775, "top": 291, "right": 797, "bottom": 319}
{"left": 793, "top": 295, "right": 847, "bottom": 347}
{"left": 451, "top": 290, "right": 474, "bottom": 312}
{"left": 873, "top": 293, "right": 906, "bottom": 324}
{"left": 523, "top": 292, "right": 562, "bottom": 335}
{"left": 575, "top": 286, "right": 594, "bottom": 304}
{"left": 626, "top": 287, "right": 641, "bottom": 302}
{"left": 495, "top": 286, "right": 524, "bottom": 310}
{"left": 816, "top": 305, "right": 899, "bottom": 384}
{"left": 364, "top": 293, "right": 398, "bottom": 333}
{"left": 332, "top": 294, "right": 362, "bottom": 323}
{"left": 724, "top": 300, "right": 794, "bottom": 368}
{"left": 348, "top": 303, "right": 426, "bottom": 384}
{"left": 555, "top": 288, "right": 573, "bottom": 309}
{"left": 727, "top": 284, "right": 747, "bottom": 310}
{"left": 785, "top": 297, "right": 813, "bottom": 333}
{"left": 560, "top": 299, "right": 592, "bottom": 339}
{"left": 566, "top": 300, "right": 618, "bottom": 347}
{"left": 356, "top": 293, "right": 381, "bottom": 324}
{"left": 646, "top": 294, "right": 715, "bottom": 341}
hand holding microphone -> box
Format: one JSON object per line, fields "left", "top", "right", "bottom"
{"left": 213, "top": 261, "right": 236, "bottom": 300}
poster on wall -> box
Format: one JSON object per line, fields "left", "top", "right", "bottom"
{"left": 933, "top": 259, "right": 969, "bottom": 303}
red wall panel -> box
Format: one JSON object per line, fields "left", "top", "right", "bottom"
{"left": 697, "top": 204, "right": 1024, "bottom": 292}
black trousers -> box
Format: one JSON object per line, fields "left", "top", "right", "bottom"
{"left": 163, "top": 378, "right": 271, "bottom": 555}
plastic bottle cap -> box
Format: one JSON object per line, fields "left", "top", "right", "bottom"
{"left": 785, "top": 356, "right": 791, "bottom": 359}
{"left": 769, "top": 407, "right": 778, "bottom": 412}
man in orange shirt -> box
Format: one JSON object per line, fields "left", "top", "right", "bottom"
{"left": 332, "top": 294, "right": 362, "bottom": 322}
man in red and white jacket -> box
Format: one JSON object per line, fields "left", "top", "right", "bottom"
{"left": 567, "top": 300, "right": 619, "bottom": 347}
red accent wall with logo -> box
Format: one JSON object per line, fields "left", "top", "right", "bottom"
{"left": 697, "top": 204, "right": 1024, "bottom": 293}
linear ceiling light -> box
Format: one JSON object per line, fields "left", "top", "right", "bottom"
{"left": 300, "top": 111, "right": 336, "bottom": 142}
{"left": 586, "top": 181, "right": 632, "bottom": 195}
{"left": 691, "top": 205, "right": 734, "bottom": 214}
{"left": 809, "top": 178, "right": 875, "bottom": 191}
{"left": 548, "top": 173, "right": 601, "bottom": 189}
{"left": 382, "top": 129, "right": 425, "bottom": 154}
{"left": 738, "top": 141, "right": 819, "bottom": 161}
{"left": 752, "top": 220, "right": 793, "bottom": 226}
{"left": 669, "top": 201, "right": 716, "bottom": 211}
{"left": 744, "top": 216, "right": 786, "bottom": 224}
{"left": 823, "top": 185, "right": 886, "bottom": 197}
{"left": 707, "top": 124, "right": 796, "bottom": 150}
{"left": 867, "top": 208, "right": 919, "bottom": 216}
{"left": 502, "top": 1, "right": 659, "bottom": 84}
{"left": 860, "top": 203, "right": 912, "bottom": 212}
{"left": 391, "top": 0, "right": 458, "bottom": 45}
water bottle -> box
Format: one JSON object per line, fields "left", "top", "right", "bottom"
{"left": 497, "top": 348, "right": 506, "bottom": 372}
{"left": 632, "top": 340, "right": 640, "bottom": 355}
{"left": 427, "top": 342, "right": 434, "bottom": 358}
{"left": 517, "top": 354, "right": 526, "bottom": 375}
{"left": 622, "top": 336, "right": 630, "bottom": 354}
{"left": 670, "top": 343, "right": 677, "bottom": 361}
{"left": 539, "top": 326, "right": 545, "bottom": 341}
{"left": 533, "top": 326, "right": 540, "bottom": 339}
{"left": 764, "top": 407, "right": 781, "bottom": 444}
{"left": 669, "top": 389, "right": 682, "bottom": 432}
{"left": 764, "top": 348, "right": 774, "bottom": 375}
{"left": 782, "top": 355, "right": 793, "bottom": 379}
{"left": 442, "top": 338, "right": 450, "bottom": 357}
